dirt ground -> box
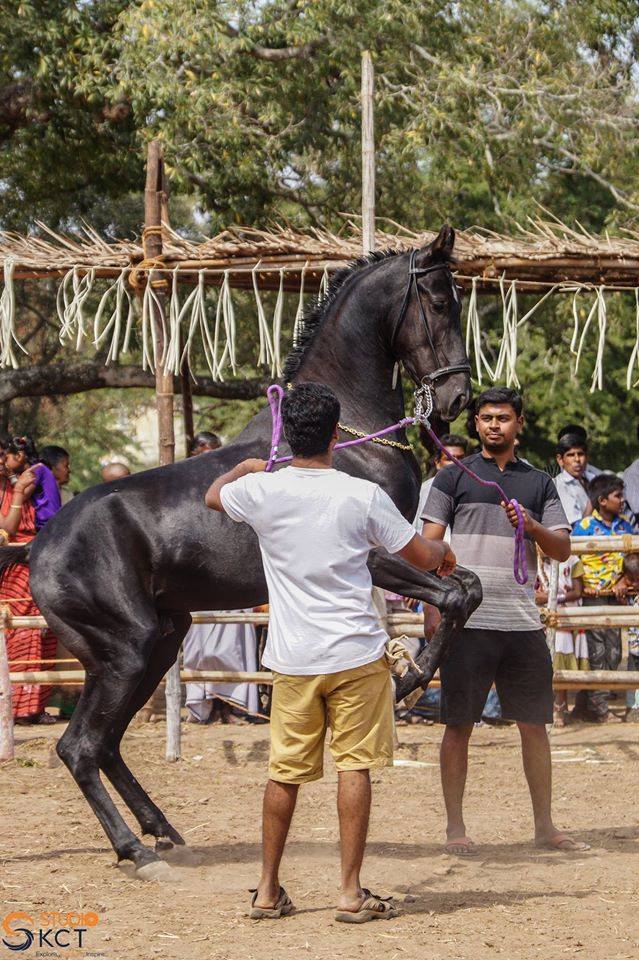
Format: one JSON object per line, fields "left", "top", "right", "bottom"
{"left": 2, "top": 716, "right": 639, "bottom": 960}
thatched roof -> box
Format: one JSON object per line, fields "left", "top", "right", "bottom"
{"left": 4, "top": 216, "right": 639, "bottom": 291}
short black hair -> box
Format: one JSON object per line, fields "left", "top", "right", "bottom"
{"left": 282, "top": 382, "right": 340, "bottom": 457}
{"left": 39, "top": 444, "right": 70, "bottom": 468}
{"left": 558, "top": 424, "right": 588, "bottom": 443}
{"left": 588, "top": 473, "right": 624, "bottom": 507}
{"left": 435, "top": 434, "right": 467, "bottom": 461}
{"left": 475, "top": 387, "right": 523, "bottom": 417}
{"left": 623, "top": 553, "right": 639, "bottom": 578}
{"left": 556, "top": 434, "right": 587, "bottom": 457}
{"left": 190, "top": 431, "right": 221, "bottom": 453}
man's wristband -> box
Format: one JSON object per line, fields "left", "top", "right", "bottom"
{"left": 9, "top": 503, "right": 22, "bottom": 511}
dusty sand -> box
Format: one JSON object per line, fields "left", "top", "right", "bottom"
{"left": 1, "top": 718, "right": 639, "bottom": 960}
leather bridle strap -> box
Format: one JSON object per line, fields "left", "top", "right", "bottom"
{"left": 391, "top": 250, "right": 471, "bottom": 384}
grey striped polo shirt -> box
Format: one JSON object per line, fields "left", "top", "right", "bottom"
{"left": 422, "top": 452, "right": 569, "bottom": 631}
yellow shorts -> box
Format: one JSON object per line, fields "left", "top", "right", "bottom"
{"left": 269, "top": 656, "right": 394, "bottom": 784}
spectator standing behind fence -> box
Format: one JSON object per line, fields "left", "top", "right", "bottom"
{"left": 189, "top": 431, "right": 221, "bottom": 456}
{"left": 181, "top": 428, "right": 258, "bottom": 724}
{"left": 554, "top": 433, "right": 594, "bottom": 525}
{"left": 557, "top": 425, "right": 602, "bottom": 481}
{"left": 571, "top": 474, "right": 633, "bottom": 723}
{"left": 622, "top": 423, "right": 639, "bottom": 528}
{"left": 535, "top": 553, "right": 588, "bottom": 727}
{"left": 101, "top": 462, "right": 130, "bottom": 482}
{"left": 0, "top": 436, "right": 61, "bottom": 724}
{"left": 40, "top": 445, "right": 73, "bottom": 505}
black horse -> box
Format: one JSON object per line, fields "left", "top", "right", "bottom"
{"left": 2, "top": 224, "right": 481, "bottom": 877}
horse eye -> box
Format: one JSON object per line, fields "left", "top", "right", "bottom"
{"left": 432, "top": 301, "right": 446, "bottom": 312}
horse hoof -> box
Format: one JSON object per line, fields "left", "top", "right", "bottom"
{"left": 155, "top": 836, "right": 174, "bottom": 852}
{"left": 136, "top": 859, "right": 173, "bottom": 882}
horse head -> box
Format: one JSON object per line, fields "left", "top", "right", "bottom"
{"left": 390, "top": 225, "right": 471, "bottom": 422}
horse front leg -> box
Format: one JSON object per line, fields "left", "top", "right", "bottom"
{"left": 368, "top": 550, "right": 482, "bottom": 701}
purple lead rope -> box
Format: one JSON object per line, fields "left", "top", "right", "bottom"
{"left": 264, "top": 384, "right": 527, "bottom": 584}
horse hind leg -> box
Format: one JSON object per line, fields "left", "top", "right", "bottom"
{"left": 99, "top": 614, "right": 191, "bottom": 854}
{"left": 55, "top": 622, "right": 170, "bottom": 877}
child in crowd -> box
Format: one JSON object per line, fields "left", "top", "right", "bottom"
{"left": 610, "top": 552, "right": 639, "bottom": 722}
{"left": 536, "top": 552, "right": 588, "bottom": 726}
{"left": 571, "top": 474, "right": 633, "bottom": 723}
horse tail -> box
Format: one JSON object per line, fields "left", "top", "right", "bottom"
{"left": 0, "top": 542, "right": 30, "bottom": 574}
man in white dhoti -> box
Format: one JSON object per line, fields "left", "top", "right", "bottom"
{"left": 183, "top": 611, "right": 259, "bottom": 722}
{"left": 183, "top": 432, "right": 259, "bottom": 722}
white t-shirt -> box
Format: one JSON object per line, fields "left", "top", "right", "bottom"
{"left": 220, "top": 467, "right": 415, "bottom": 675}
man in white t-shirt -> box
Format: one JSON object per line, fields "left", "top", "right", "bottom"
{"left": 206, "top": 382, "right": 455, "bottom": 923}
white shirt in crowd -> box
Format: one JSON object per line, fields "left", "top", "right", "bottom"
{"left": 554, "top": 470, "right": 591, "bottom": 525}
{"left": 555, "top": 464, "right": 602, "bottom": 525}
{"left": 220, "top": 467, "right": 415, "bottom": 675}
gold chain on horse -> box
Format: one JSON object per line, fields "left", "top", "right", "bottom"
{"left": 337, "top": 423, "right": 413, "bottom": 451}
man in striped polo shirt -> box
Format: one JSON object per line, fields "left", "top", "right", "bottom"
{"left": 422, "top": 387, "right": 589, "bottom": 855}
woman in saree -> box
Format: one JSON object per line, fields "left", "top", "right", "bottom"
{"left": 1, "top": 436, "right": 61, "bottom": 724}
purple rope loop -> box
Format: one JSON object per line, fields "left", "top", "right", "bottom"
{"left": 265, "top": 384, "right": 285, "bottom": 472}
{"left": 263, "top": 385, "right": 527, "bottom": 584}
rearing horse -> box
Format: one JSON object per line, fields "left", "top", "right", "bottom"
{"left": 2, "top": 224, "right": 481, "bottom": 877}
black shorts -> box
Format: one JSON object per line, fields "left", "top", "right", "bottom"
{"left": 440, "top": 627, "right": 553, "bottom": 726}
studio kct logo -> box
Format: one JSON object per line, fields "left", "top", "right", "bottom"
{"left": 2, "top": 910, "right": 100, "bottom": 953}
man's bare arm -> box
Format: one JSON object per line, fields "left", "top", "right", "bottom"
{"left": 204, "top": 458, "right": 267, "bottom": 512}
{"left": 397, "top": 533, "right": 456, "bottom": 577}
{"left": 502, "top": 502, "right": 570, "bottom": 562}
{"left": 421, "top": 520, "right": 447, "bottom": 541}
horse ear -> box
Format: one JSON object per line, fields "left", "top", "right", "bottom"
{"left": 417, "top": 224, "right": 455, "bottom": 263}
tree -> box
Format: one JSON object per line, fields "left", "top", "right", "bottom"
{"left": 3, "top": 1, "right": 639, "bottom": 474}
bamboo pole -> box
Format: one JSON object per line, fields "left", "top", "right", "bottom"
{"left": 541, "top": 606, "right": 639, "bottom": 628}
{"left": 9, "top": 669, "right": 274, "bottom": 685}
{"left": 0, "top": 608, "right": 14, "bottom": 761}
{"left": 9, "top": 667, "right": 639, "bottom": 693}
{"left": 546, "top": 558, "right": 559, "bottom": 656}
{"left": 144, "top": 141, "right": 181, "bottom": 760}
{"left": 361, "top": 51, "right": 375, "bottom": 256}
{"left": 569, "top": 535, "right": 639, "bottom": 554}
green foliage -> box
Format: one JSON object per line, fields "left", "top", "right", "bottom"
{"left": 3, "top": 0, "right": 639, "bottom": 476}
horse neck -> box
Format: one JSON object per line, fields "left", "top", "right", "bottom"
{"left": 295, "top": 286, "right": 404, "bottom": 426}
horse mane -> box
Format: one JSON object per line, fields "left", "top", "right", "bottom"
{"left": 282, "top": 247, "right": 402, "bottom": 381}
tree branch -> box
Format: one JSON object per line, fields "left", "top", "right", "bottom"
{"left": 220, "top": 20, "right": 324, "bottom": 61}
{"left": 0, "top": 361, "right": 271, "bottom": 403}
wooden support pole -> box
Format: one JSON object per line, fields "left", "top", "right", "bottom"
{"left": 0, "top": 609, "right": 14, "bottom": 761}
{"left": 144, "top": 141, "right": 181, "bottom": 761}
{"left": 361, "top": 51, "right": 375, "bottom": 255}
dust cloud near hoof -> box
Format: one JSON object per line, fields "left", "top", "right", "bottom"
{"left": 135, "top": 859, "right": 174, "bottom": 882}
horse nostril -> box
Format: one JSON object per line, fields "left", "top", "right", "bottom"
{"left": 449, "top": 391, "right": 468, "bottom": 419}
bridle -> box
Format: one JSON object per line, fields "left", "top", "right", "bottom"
{"left": 391, "top": 249, "right": 471, "bottom": 410}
